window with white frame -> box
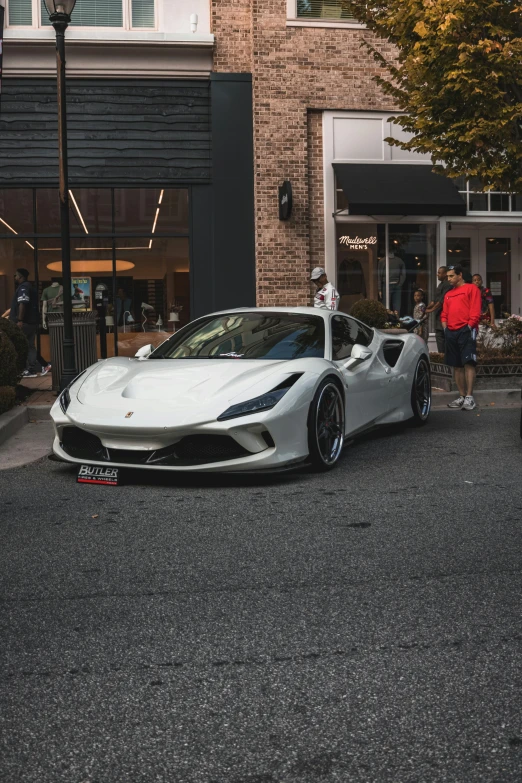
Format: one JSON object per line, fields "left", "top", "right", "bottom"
{"left": 7, "top": 0, "right": 155, "bottom": 28}
{"left": 294, "top": 1, "right": 356, "bottom": 20}
{"left": 454, "top": 176, "right": 522, "bottom": 213}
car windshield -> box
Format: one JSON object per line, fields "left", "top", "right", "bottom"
{"left": 150, "top": 312, "right": 325, "bottom": 360}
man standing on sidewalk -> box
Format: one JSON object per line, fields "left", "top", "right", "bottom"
{"left": 441, "top": 264, "right": 482, "bottom": 411}
{"left": 9, "top": 268, "right": 41, "bottom": 378}
{"left": 425, "top": 266, "right": 452, "bottom": 353}
{"left": 311, "top": 267, "right": 339, "bottom": 310}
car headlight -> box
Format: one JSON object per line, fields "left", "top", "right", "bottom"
{"left": 218, "top": 387, "right": 290, "bottom": 422}
{"left": 59, "top": 387, "right": 71, "bottom": 414}
{"left": 58, "top": 370, "right": 87, "bottom": 414}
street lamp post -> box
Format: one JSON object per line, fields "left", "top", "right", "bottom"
{"left": 43, "top": 0, "right": 78, "bottom": 390}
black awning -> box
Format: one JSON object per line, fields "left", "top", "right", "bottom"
{"left": 333, "top": 163, "right": 466, "bottom": 216}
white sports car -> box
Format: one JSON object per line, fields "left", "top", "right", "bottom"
{"left": 51, "top": 307, "right": 431, "bottom": 473}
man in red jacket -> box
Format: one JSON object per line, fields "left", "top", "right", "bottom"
{"left": 441, "top": 264, "right": 482, "bottom": 410}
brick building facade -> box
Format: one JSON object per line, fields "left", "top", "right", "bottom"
{"left": 211, "top": 1, "right": 398, "bottom": 308}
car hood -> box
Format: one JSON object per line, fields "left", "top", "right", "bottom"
{"left": 76, "top": 357, "right": 301, "bottom": 410}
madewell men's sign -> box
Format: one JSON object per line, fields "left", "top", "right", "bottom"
{"left": 339, "top": 235, "right": 377, "bottom": 251}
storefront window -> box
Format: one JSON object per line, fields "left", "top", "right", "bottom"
{"left": 0, "top": 238, "right": 35, "bottom": 319}
{"left": 114, "top": 188, "right": 189, "bottom": 234}
{"left": 336, "top": 222, "right": 436, "bottom": 318}
{"left": 0, "top": 188, "right": 34, "bottom": 236}
{"left": 113, "top": 237, "right": 190, "bottom": 356}
{"left": 336, "top": 223, "right": 380, "bottom": 314}
{"left": 387, "top": 224, "right": 436, "bottom": 318}
{"left": 1, "top": 187, "right": 190, "bottom": 361}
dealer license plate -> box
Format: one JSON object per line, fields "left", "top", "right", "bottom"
{"left": 77, "top": 464, "right": 120, "bottom": 486}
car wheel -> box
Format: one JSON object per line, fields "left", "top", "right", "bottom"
{"left": 308, "top": 378, "right": 345, "bottom": 470}
{"left": 410, "top": 356, "right": 431, "bottom": 426}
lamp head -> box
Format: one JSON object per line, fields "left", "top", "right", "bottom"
{"left": 141, "top": 302, "right": 154, "bottom": 311}
{"left": 44, "top": 0, "right": 76, "bottom": 23}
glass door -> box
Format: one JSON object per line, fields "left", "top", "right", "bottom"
{"left": 447, "top": 227, "right": 520, "bottom": 318}
{"left": 479, "top": 229, "right": 519, "bottom": 318}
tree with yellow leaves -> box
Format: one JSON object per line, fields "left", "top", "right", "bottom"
{"left": 343, "top": 0, "right": 522, "bottom": 191}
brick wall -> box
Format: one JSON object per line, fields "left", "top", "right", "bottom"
{"left": 212, "top": 1, "right": 398, "bottom": 306}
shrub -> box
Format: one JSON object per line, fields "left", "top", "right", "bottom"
{"left": 350, "top": 299, "right": 389, "bottom": 329}
{"left": 0, "top": 318, "right": 28, "bottom": 374}
{"left": 0, "top": 386, "right": 16, "bottom": 415}
{"left": 0, "top": 330, "right": 18, "bottom": 389}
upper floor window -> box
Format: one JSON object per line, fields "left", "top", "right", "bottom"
{"left": 454, "top": 176, "right": 522, "bottom": 214}
{"left": 296, "top": 1, "right": 356, "bottom": 20}
{"left": 7, "top": 0, "right": 155, "bottom": 28}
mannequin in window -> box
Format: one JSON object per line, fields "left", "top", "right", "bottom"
{"left": 41, "top": 281, "right": 64, "bottom": 329}
{"left": 338, "top": 257, "right": 367, "bottom": 314}
{"left": 378, "top": 251, "right": 406, "bottom": 315}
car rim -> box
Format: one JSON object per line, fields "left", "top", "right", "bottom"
{"left": 415, "top": 359, "right": 431, "bottom": 419}
{"left": 316, "top": 383, "right": 344, "bottom": 465}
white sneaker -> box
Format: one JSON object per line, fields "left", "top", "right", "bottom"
{"left": 22, "top": 370, "right": 38, "bottom": 378}
{"left": 447, "top": 396, "right": 465, "bottom": 408}
{"left": 462, "top": 396, "right": 476, "bottom": 411}
{"left": 40, "top": 364, "right": 51, "bottom": 376}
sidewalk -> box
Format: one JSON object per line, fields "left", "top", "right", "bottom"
{"left": 19, "top": 372, "right": 57, "bottom": 408}
{"left": 431, "top": 387, "right": 521, "bottom": 409}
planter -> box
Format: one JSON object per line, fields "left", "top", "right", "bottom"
{"left": 431, "top": 361, "right": 522, "bottom": 391}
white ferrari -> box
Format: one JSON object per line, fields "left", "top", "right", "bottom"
{"left": 51, "top": 307, "right": 431, "bottom": 473}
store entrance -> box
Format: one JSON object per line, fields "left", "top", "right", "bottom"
{"left": 447, "top": 226, "right": 520, "bottom": 318}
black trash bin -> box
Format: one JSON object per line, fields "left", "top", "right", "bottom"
{"left": 48, "top": 311, "right": 98, "bottom": 391}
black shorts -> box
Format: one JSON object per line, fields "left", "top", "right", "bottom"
{"left": 445, "top": 325, "right": 477, "bottom": 367}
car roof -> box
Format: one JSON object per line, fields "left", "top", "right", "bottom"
{"left": 209, "top": 306, "right": 333, "bottom": 319}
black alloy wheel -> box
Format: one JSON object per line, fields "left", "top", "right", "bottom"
{"left": 410, "top": 356, "right": 431, "bottom": 425}
{"left": 308, "top": 378, "right": 345, "bottom": 470}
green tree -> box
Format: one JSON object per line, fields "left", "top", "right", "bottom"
{"left": 343, "top": 0, "right": 522, "bottom": 191}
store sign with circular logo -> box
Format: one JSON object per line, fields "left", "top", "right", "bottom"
{"left": 278, "top": 181, "right": 293, "bottom": 221}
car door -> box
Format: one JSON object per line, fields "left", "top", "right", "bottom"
{"left": 331, "top": 314, "right": 393, "bottom": 433}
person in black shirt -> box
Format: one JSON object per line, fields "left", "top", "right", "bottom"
{"left": 8, "top": 268, "right": 41, "bottom": 377}
{"left": 426, "top": 266, "right": 452, "bottom": 353}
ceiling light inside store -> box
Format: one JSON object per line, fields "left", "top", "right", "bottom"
{"left": 158, "top": 189, "right": 164, "bottom": 204}
{"left": 151, "top": 208, "right": 160, "bottom": 234}
{"left": 0, "top": 217, "right": 17, "bottom": 233}
{"left": 1, "top": 216, "right": 35, "bottom": 250}
{"left": 47, "top": 260, "right": 135, "bottom": 273}
{"left": 69, "top": 190, "right": 89, "bottom": 234}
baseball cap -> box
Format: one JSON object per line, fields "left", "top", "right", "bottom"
{"left": 310, "top": 267, "right": 326, "bottom": 280}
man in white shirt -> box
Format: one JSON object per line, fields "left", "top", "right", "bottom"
{"left": 311, "top": 267, "right": 339, "bottom": 310}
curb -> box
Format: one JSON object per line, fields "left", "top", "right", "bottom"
{"left": 26, "top": 405, "right": 53, "bottom": 421}
{"left": 432, "top": 388, "right": 521, "bottom": 409}
{"left": 0, "top": 404, "right": 52, "bottom": 448}
{"left": 0, "top": 407, "right": 29, "bottom": 447}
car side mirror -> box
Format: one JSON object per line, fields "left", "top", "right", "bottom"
{"left": 135, "top": 343, "right": 153, "bottom": 359}
{"left": 343, "top": 344, "right": 372, "bottom": 370}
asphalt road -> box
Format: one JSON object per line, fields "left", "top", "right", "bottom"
{"left": 1, "top": 408, "right": 522, "bottom": 783}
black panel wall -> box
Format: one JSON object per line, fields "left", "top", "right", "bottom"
{"left": 0, "top": 79, "right": 211, "bottom": 185}
{"left": 210, "top": 73, "right": 256, "bottom": 309}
